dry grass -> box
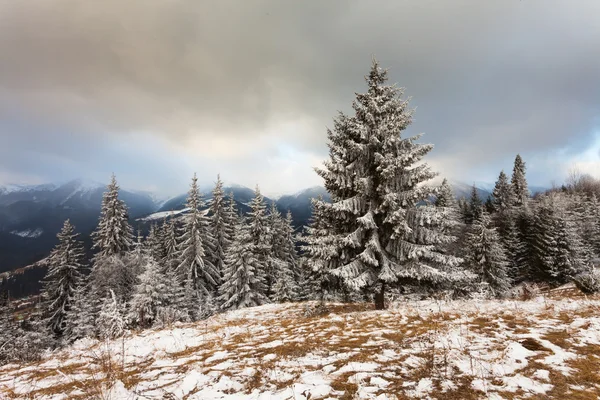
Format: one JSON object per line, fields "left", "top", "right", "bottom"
{"left": 3, "top": 294, "right": 600, "bottom": 399}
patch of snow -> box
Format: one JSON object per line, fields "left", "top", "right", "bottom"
{"left": 137, "top": 207, "right": 192, "bottom": 221}
{"left": 10, "top": 228, "right": 43, "bottom": 238}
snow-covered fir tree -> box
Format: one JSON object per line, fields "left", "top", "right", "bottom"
{"left": 176, "top": 174, "right": 219, "bottom": 319}
{"left": 468, "top": 185, "right": 483, "bottom": 224}
{"left": 97, "top": 290, "right": 126, "bottom": 339}
{"left": 491, "top": 170, "right": 514, "bottom": 213}
{"left": 89, "top": 174, "right": 136, "bottom": 305}
{"left": 161, "top": 215, "right": 179, "bottom": 273}
{"left": 63, "top": 279, "right": 95, "bottom": 342}
{"left": 587, "top": 193, "right": 600, "bottom": 256}
{"left": 91, "top": 174, "right": 133, "bottom": 257}
{"left": 39, "top": 220, "right": 85, "bottom": 337}
{"left": 209, "top": 175, "right": 232, "bottom": 285}
{"left": 435, "top": 179, "right": 455, "bottom": 208}
{"left": 530, "top": 194, "right": 587, "bottom": 284}
{"left": 313, "top": 60, "right": 468, "bottom": 309}
{"left": 464, "top": 211, "right": 511, "bottom": 296}
{"left": 301, "top": 196, "right": 345, "bottom": 301}
{"left": 246, "top": 186, "right": 270, "bottom": 298}
{"left": 511, "top": 154, "right": 529, "bottom": 207}
{"left": 219, "top": 215, "right": 267, "bottom": 310}
{"left": 282, "top": 211, "right": 301, "bottom": 286}
{"left": 128, "top": 258, "right": 174, "bottom": 328}
{"left": 269, "top": 208, "right": 298, "bottom": 302}
{"left": 146, "top": 223, "right": 166, "bottom": 266}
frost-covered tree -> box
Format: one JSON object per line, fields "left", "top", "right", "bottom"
{"left": 89, "top": 174, "right": 136, "bottom": 307}
{"left": 64, "top": 280, "right": 95, "bottom": 342}
{"left": 247, "top": 186, "right": 270, "bottom": 297}
{"left": 465, "top": 212, "right": 511, "bottom": 296}
{"left": 511, "top": 154, "right": 529, "bottom": 207}
{"left": 530, "top": 194, "right": 587, "bottom": 284}
{"left": 162, "top": 216, "right": 180, "bottom": 274}
{"left": 128, "top": 258, "right": 174, "bottom": 328}
{"left": 588, "top": 193, "right": 600, "bottom": 256}
{"left": 301, "top": 196, "right": 347, "bottom": 301}
{"left": 146, "top": 222, "right": 167, "bottom": 266}
{"left": 270, "top": 209, "right": 299, "bottom": 302}
{"left": 91, "top": 174, "right": 133, "bottom": 257}
{"left": 40, "top": 220, "right": 86, "bottom": 337}
{"left": 210, "top": 175, "right": 232, "bottom": 285}
{"left": 435, "top": 179, "right": 455, "bottom": 208}
{"left": 313, "top": 60, "right": 468, "bottom": 309}
{"left": 97, "top": 290, "right": 126, "bottom": 339}
{"left": 219, "top": 216, "right": 267, "bottom": 310}
{"left": 492, "top": 170, "right": 514, "bottom": 213}
{"left": 177, "top": 174, "right": 219, "bottom": 318}
{"left": 281, "top": 211, "right": 301, "bottom": 284}
{"left": 468, "top": 185, "right": 483, "bottom": 224}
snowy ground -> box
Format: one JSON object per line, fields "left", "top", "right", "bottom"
{"left": 1, "top": 289, "right": 599, "bottom": 399}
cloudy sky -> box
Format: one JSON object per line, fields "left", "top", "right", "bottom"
{"left": 1, "top": 0, "right": 599, "bottom": 196}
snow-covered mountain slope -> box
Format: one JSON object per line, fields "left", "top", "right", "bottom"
{"left": 2, "top": 293, "right": 599, "bottom": 399}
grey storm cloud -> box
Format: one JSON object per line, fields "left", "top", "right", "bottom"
{"left": 0, "top": 0, "right": 599, "bottom": 194}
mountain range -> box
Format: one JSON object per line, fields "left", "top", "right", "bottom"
{"left": 0, "top": 178, "right": 547, "bottom": 297}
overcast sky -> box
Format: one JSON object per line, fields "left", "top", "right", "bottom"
{"left": 1, "top": 0, "right": 599, "bottom": 196}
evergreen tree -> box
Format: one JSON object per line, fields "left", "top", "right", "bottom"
{"left": 435, "top": 178, "right": 455, "bottom": 208}
{"left": 247, "top": 186, "right": 270, "bottom": 297}
{"left": 64, "top": 279, "right": 95, "bottom": 342}
{"left": 270, "top": 209, "right": 299, "bottom": 302}
{"left": 91, "top": 174, "right": 133, "bottom": 257}
{"left": 281, "top": 210, "right": 301, "bottom": 285}
{"left": 89, "top": 174, "right": 136, "bottom": 305}
{"left": 162, "top": 215, "right": 179, "bottom": 274}
{"left": 219, "top": 216, "right": 267, "bottom": 310}
{"left": 97, "top": 290, "right": 126, "bottom": 339}
{"left": 588, "top": 193, "right": 600, "bottom": 256}
{"left": 465, "top": 212, "right": 511, "bottom": 296}
{"left": 511, "top": 154, "right": 529, "bottom": 206}
{"left": 176, "top": 174, "right": 219, "bottom": 318}
{"left": 468, "top": 185, "right": 483, "bottom": 224}
{"left": 128, "top": 258, "right": 173, "bottom": 328}
{"left": 40, "top": 220, "right": 86, "bottom": 337}
{"left": 313, "top": 60, "right": 468, "bottom": 309}
{"left": 492, "top": 170, "right": 514, "bottom": 213}
{"left": 145, "top": 223, "right": 163, "bottom": 264}
{"left": 210, "top": 175, "right": 232, "bottom": 286}
{"left": 301, "top": 196, "right": 345, "bottom": 302}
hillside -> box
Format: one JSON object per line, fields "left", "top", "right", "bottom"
{"left": 1, "top": 289, "right": 599, "bottom": 399}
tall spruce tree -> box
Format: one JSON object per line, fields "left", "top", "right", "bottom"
{"left": 91, "top": 174, "right": 133, "bottom": 257}
{"left": 162, "top": 216, "right": 180, "bottom": 274}
{"left": 247, "top": 186, "right": 270, "bottom": 298}
{"left": 435, "top": 179, "right": 455, "bottom": 208}
{"left": 64, "top": 278, "right": 95, "bottom": 342}
{"left": 219, "top": 216, "right": 267, "bottom": 310}
{"left": 128, "top": 258, "right": 173, "bottom": 328}
{"left": 209, "top": 175, "right": 231, "bottom": 285}
{"left": 40, "top": 220, "right": 86, "bottom": 337}
{"left": 588, "top": 193, "right": 600, "bottom": 256}
{"left": 176, "top": 174, "right": 220, "bottom": 316}
{"left": 464, "top": 211, "right": 511, "bottom": 296}
{"left": 492, "top": 170, "right": 514, "bottom": 213}
{"left": 301, "top": 196, "right": 346, "bottom": 301}
{"left": 313, "top": 60, "right": 467, "bottom": 309}
{"left": 270, "top": 208, "right": 298, "bottom": 302}
{"left": 468, "top": 185, "right": 483, "bottom": 224}
{"left": 89, "top": 174, "right": 135, "bottom": 304}
{"left": 511, "top": 154, "right": 529, "bottom": 206}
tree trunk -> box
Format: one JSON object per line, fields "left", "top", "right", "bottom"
{"left": 374, "top": 282, "right": 386, "bottom": 310}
